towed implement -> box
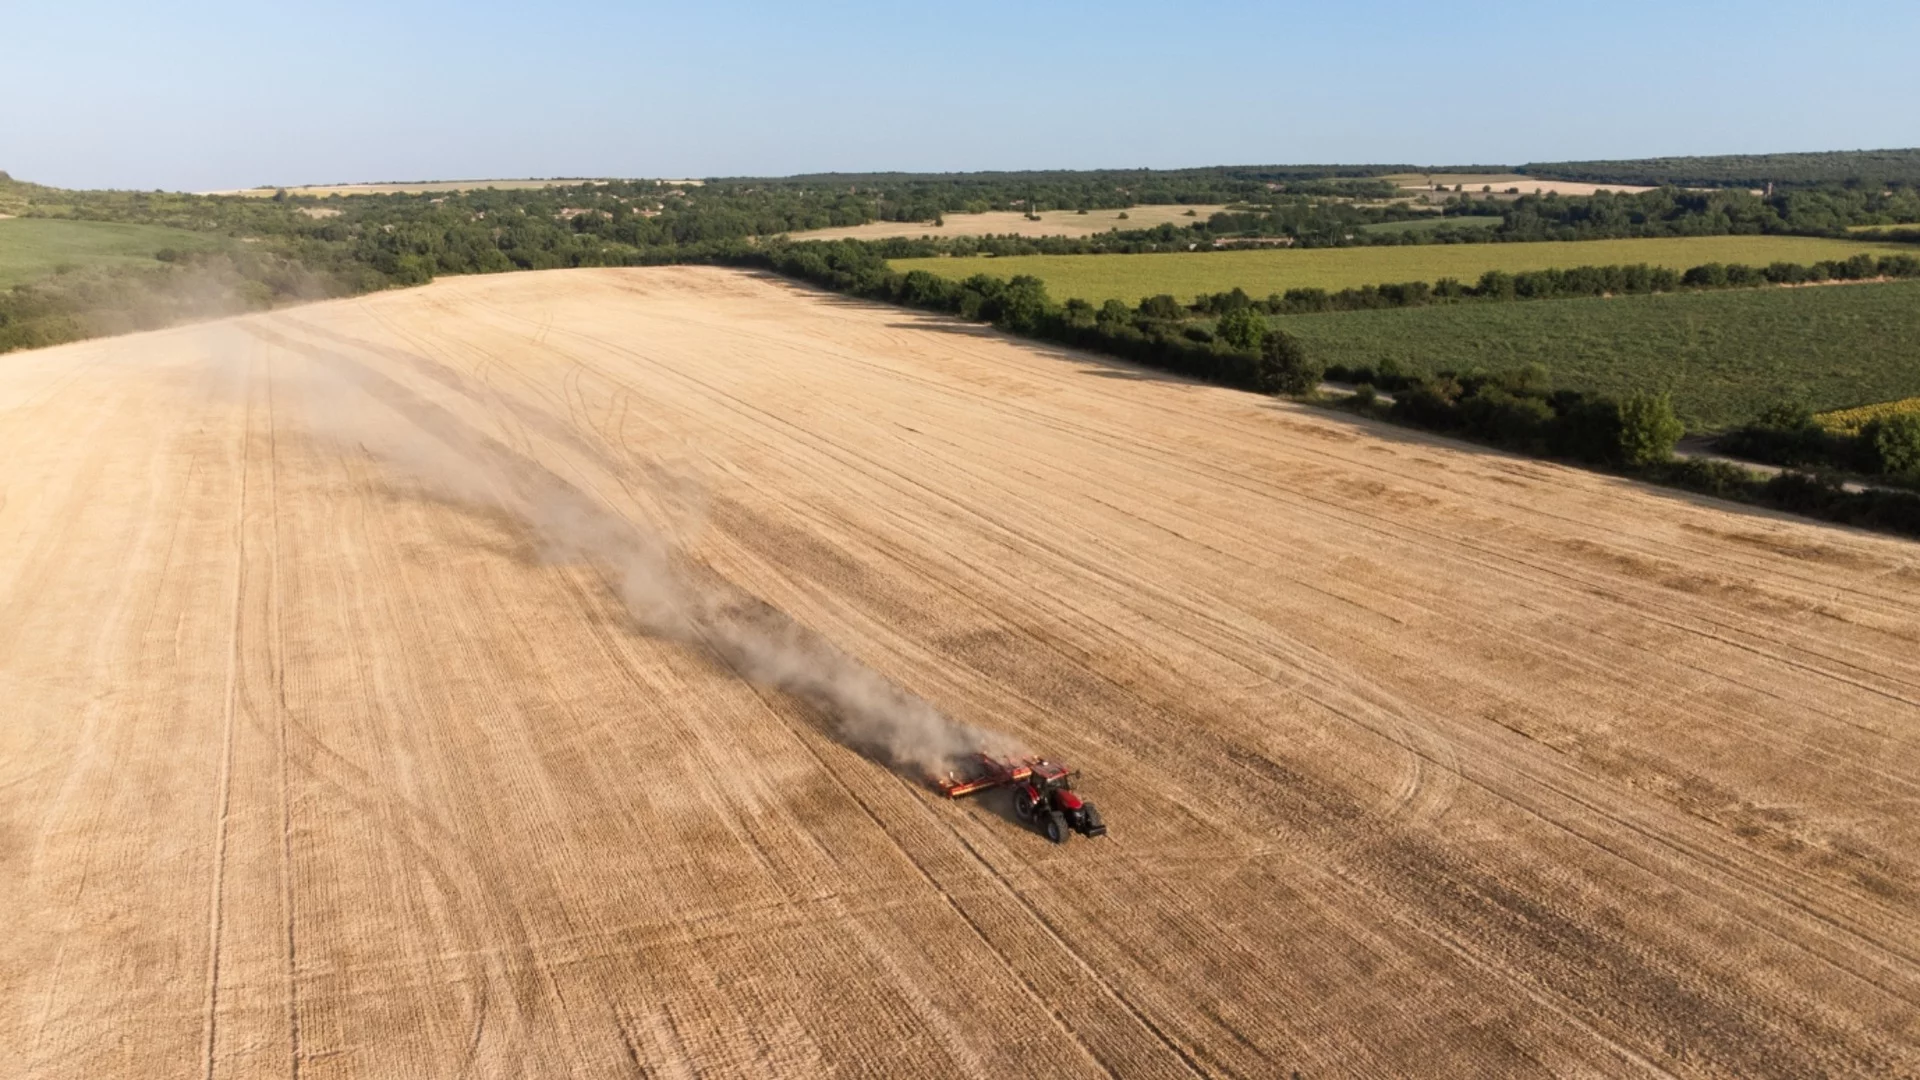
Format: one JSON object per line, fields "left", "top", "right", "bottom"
{"left": 931, "top": 754, "right": 1108, "bottom": 844}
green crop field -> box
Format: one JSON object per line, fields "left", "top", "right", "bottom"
{"left": 1357, "top": 215, "right": 1503, "bottom": 234}
{"left": 0, "top": 218, "right": 227, "bottom": 288}
{"left": 891, "top": 236, "right": 1910, "bottom": 304}
{"left": 1272, "top": 280, "right": 1920, "bottom": 431}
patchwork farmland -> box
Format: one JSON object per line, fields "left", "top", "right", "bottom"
{"left": 892, "top": 235, "right": 1911, "bottom": 303}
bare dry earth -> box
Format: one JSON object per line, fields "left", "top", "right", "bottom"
{"left": 784, "top": 205, "right": 1227, "bottom": 241}
{"left": 1384, "top": 174, "right": 1659, "bottom": 198}
{"left": 3, "top": 267, "right": 1918, "bottom": 1079}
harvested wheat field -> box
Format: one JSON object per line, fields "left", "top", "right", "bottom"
{"left": 3, "top": 266, "right": 1918, "bottom": 1078}
{"left": 783, "top": 205, "right": 1227, "bottom": 241}
{"left": 1385, "top": 173, "right": 1659, "bottom": 198}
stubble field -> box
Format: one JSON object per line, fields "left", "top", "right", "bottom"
{"left": 1382, "top": 173, "right": 1661, "bottom": 198}
{"left": 3, "top": 267, "right": 1917, "bottom": 1078}
{"left": 784, "top": 205, "right": 1227, "bottom": 241}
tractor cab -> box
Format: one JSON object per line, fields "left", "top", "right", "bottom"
{"left": 1029, "top": 759, "right": 1074, "bottom": 792}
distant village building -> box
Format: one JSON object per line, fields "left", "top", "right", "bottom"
{"left": 1211, "top": 236, "right": 1296, "bottom": 249}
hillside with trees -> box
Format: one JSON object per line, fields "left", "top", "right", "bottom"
{"left": 1524, "top": 148, "right": 1920, "bottom": 188}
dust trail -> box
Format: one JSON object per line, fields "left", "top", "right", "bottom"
{"left": 267, "top": 334, "right": 1023, "bottom": 776}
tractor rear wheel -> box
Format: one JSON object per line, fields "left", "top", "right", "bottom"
{"left": 1080, "top": 804, "right": 1105, "bottom": 836}
{"left": 1046, "top": 812, "right": 1069, "bottom": 844}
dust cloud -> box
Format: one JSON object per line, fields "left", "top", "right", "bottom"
{"left": 275, "top": 343, "right": 1023, "bottom": 777}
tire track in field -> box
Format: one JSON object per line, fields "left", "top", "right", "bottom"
{"left": 483, "top": 270, "right": 1904, "bottom": 1068}
{"left": 199, "top": 353, "right": 251, "bottom": 1080}
{"left": 285, "top": 302, "right": 1189, "bottom": 1075}
{"left": 412, "top": 275, "right": 1920, "bottom": 988}
{"left": 412, "top": 294, "right": 1751, "bottom": 1068}
{"left": 772, "top": 298, "right": 1920, "bottom": 708}
{"left": 18, "top": 269, "right": 1906, "bottom": 1076}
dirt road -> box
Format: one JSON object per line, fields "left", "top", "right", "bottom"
{"left": 3, "top": 267, "right": 1916, "bottom": 1078}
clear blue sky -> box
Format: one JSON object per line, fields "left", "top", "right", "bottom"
{"left": 5, "top": 0, "right": 1916, "bottom": 192}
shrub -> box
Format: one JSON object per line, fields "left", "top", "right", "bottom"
{"left": 1395, "top": 376, "right": 1465, "bottom": 429}
{"left": 1658, "top": 457, "right": 1759, "bottom": 498}
{"left": 1717, "top": 401, "right": 1843, "bottom": 468}
{"left": 898, "top": 269, "right": 954, "bottom": 309}
{"left": 1462, "top": 387, "right": 1555, "bottom": 446}
{"left": 1616, "top": 391, "right": 1685, "bottom": 466}
{"left": 1373, "top": 356, "right": 1410, "bottom": 390}
{"left": 1476, "top": 270, "right": 1516, "bottom": 300}
{"left": 1137, "top": 293, "right": 1182, "bottom": 320}
{"left": 1682, "top": 262, "right": 1728, "bottom": 287}
{"left": 1757, "top": 400, "right": 1816, "bottom": 430}
{"left": 1763, "top": 470, "right": 1842, "bottom": 512}
{"left": 1214, "top": 307, "right": 1268, "bottom": 351}
{"left": 1549, "top": 395, "right": 1625, "bottom": 464}
{"left": 1254, "top": 330, "right": 1321, "bottom": 395}
{"left": 984, "top": 275, "right": 1051, "bottom": 333}
{"left": 1864, "top": 413, "right": 1920, "bottom": 477}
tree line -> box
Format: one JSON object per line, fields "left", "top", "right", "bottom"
{"left": 1175, "top": 252, "right": 1920, "bottom": 320}
{"left": 1521, "top": 148, "right": 1920, "bottom": 189}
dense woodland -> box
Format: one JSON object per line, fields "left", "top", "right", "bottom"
{"left": 1521, "top": 148, "right": 1920, "bottom": 188}
{"left": 716, "top": 166, "right": 1418, "bottom": 217}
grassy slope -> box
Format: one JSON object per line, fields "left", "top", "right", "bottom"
{"left": 1274, "top": 280, "right": 1920, "bottom": 430}
{"left": 892, "top": 236, "right": 1909, "bottom": 304}
{"left": 0, "top": 218, "right": 228, "bottom": 287}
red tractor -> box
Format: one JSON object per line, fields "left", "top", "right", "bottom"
{"left": 930, "top": 754, "right": 1108, "bottom": 844}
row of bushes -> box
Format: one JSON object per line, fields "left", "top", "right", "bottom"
{"left": 1652, "top": 461, "right": 1920, "bottom": 535}
{"left": 755, "top": 241, "right": 1325, "bottom": 394}
{"left": 1185, "top": 252, "right": 1920, "bottom": 318}
{"left": 1338, "top": 378, "right": 1920, "bottom": 536}
{"left": 762, "top": 240, "right": 1693, "bottom": 470}
{"left": 1718, "top": 403, "right": 1920, "bottom": 481}
{"left": 1337, "top": 365, "right": 1687, "bottom": 469}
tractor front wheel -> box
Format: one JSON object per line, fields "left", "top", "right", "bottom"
{"left": 1045, "top": 812, "right": 1069, "bottom": 845}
